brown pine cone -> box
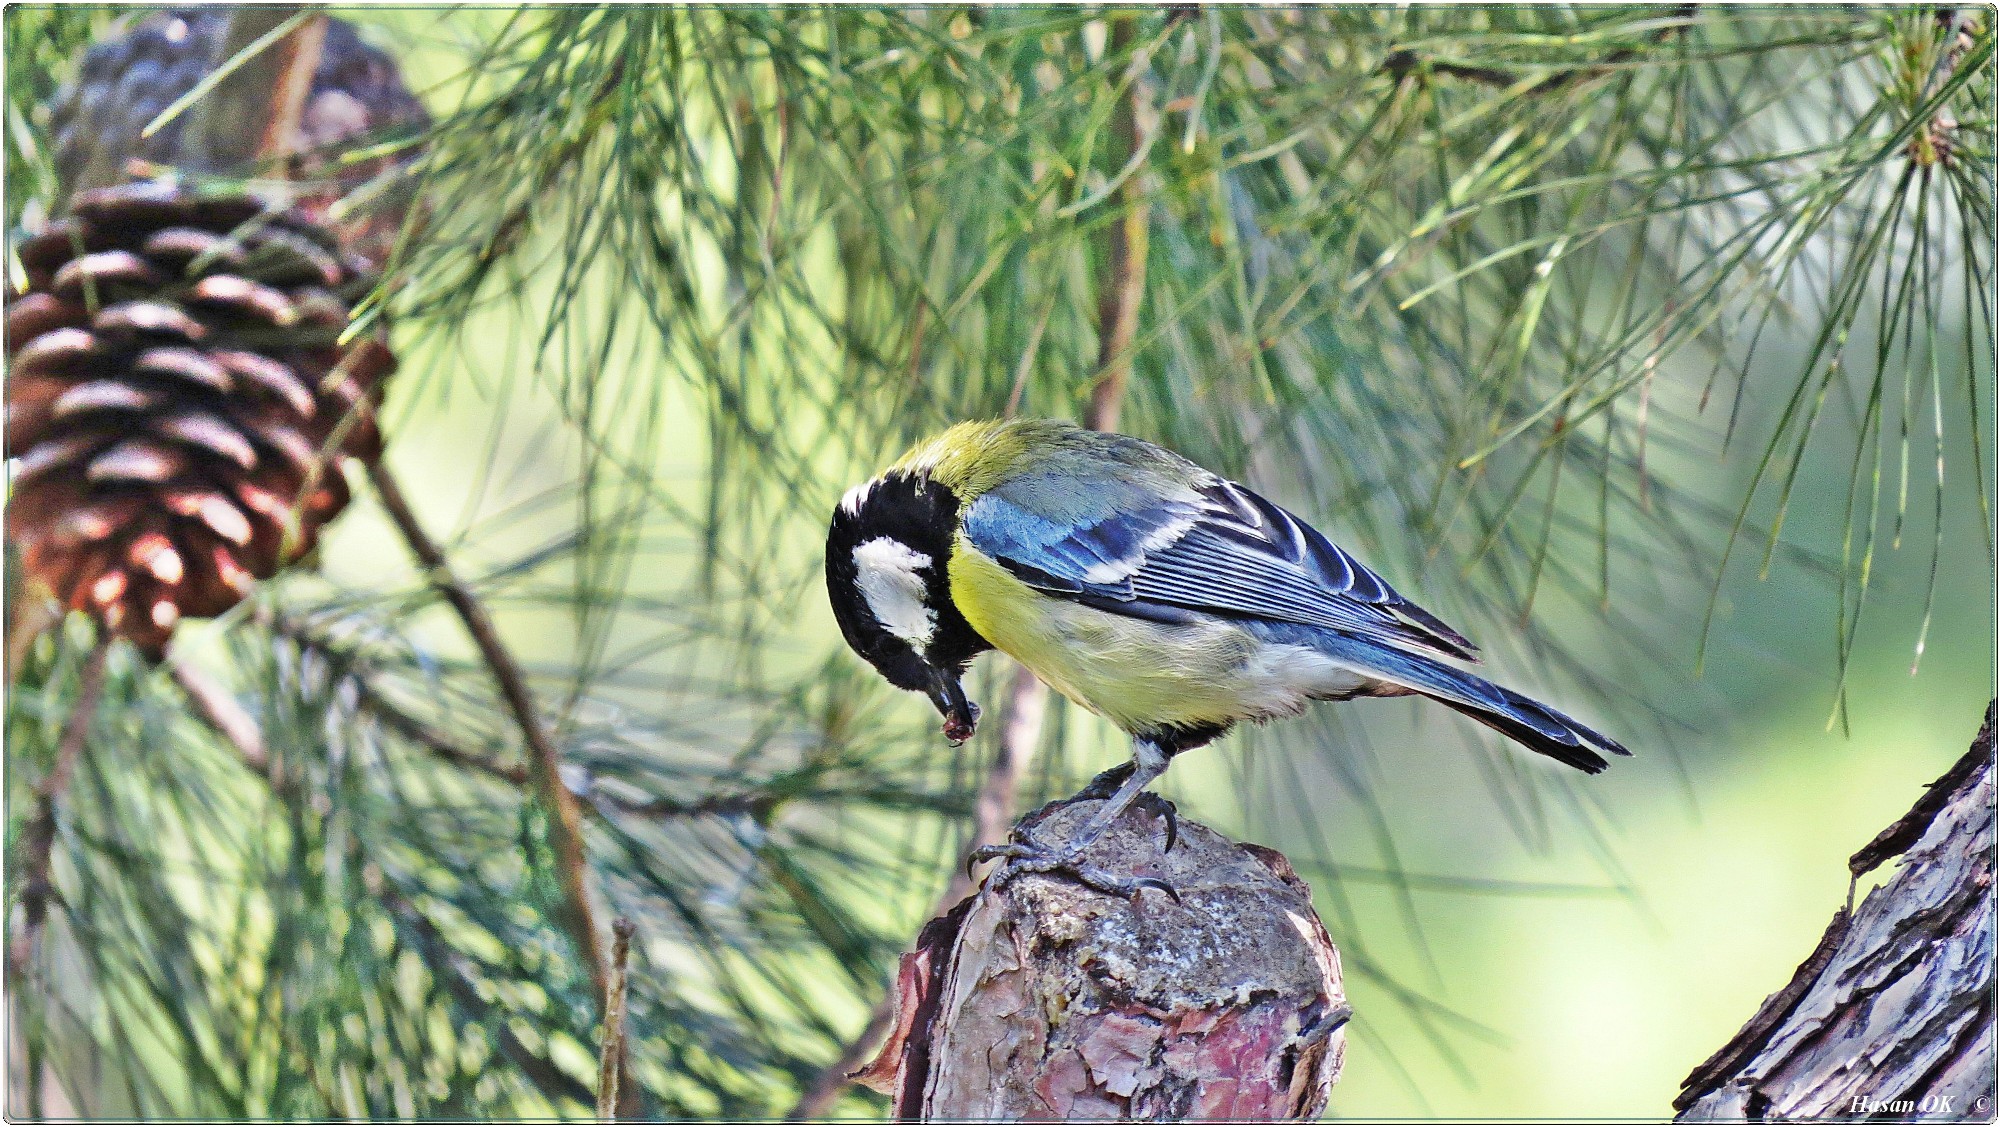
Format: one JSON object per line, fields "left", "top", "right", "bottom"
{"left": 6, "top": 180, "right": 395, "bottom": 657}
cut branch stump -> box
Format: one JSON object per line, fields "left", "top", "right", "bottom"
{"left": 1676, "top": 701, "right": 1995, "bottom": 1120}
{"left": 858, "top": 794, "right": 1347, "bottom": 1120}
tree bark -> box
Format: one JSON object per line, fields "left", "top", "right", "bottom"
{"left": 856, "top": 794, "right": 1347, "bottom": 1121}
{"left": 1675, "top": 702, "right": 1995, "bottom": 1121}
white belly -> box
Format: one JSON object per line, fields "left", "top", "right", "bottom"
{"left": 1236, "top": 643, "right": 1380, "bottom": 718}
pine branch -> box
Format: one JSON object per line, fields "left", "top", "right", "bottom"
{"left": 184, "top": 8, "right": 326, "bottom": 173}
{"left": 365, "top": 460, "right": 635, "bottom": 1114}
{"left": 264, "top": 612, "right": 532, "bottom": 785}
{"left": 9, "top": 634, "right": 110, "bottom": 981}
{"left": 1380, "top": 5, "right": 1697, "bottom": 96}
{"left": 1087, "top": 13, "right": 1154, "bottom": 435}
{"left": 168, "top": 655, "right": 268, "bottom": 776}
{"left": 4, "top": 598, "right": 58, "bottom": 690}
{"left": 151, "top": 645, "right": 622, "bottom": 1116}
{"left": 596, "top": 918, "right": 636, "bottom": 1122}
{"left": 480, "top": 57, "right": 628, "bottom": 270}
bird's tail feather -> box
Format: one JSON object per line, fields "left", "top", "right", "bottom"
{"left": 1348, "top": 643, "right": 1631, "bottom": 774}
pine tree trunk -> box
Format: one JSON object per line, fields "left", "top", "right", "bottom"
{"left": 855, "top": 794, "right": 1348, "bottom": 1121}
{"left": 1675, "top": 702, "right": 1995, "bottom": 1121}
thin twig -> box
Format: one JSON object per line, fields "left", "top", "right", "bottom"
{"left": 266, "top": 613, "right": 533, "bottom": 784}
{"left": 168, "top": 656, "right": 269, "bottom": 776}
{"left": 358, "top": 678, "right": 529, "bottom": 784}
{"left": 367, "top": 462, "right": 604, "bottom": 976}
{"left": 787, "top": 1000, "right": 895, "bottom": 1120}
{"left": 185, "top": 8, "right": 327, "bottom": 173}
{"left": 4, "top": 597, "right": 59, "bottom": 690}
{"left": 596, "top": 918, "right": 637, "bottom": 1122}
{"left": 1087, "top": 14, "right": 1153, "bottom": 436}
{"left": 365, "top": 460, "right": 636, "bottom": 1114}
{"left": 9, "top": 635, "right": 111, "bottom": 981}
{"left": 1380, "top": 6, "right": 1698, "bottom": 97}
{"left": 268, "top": 611, "right": 787, "bottom": 821}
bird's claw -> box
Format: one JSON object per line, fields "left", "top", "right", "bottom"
{"left": 968, "top": 839, "right": 1179, "bottom": 903}
{"left": 1150, "top": 795, "right": 1180, "bottom": 854}
{"left": 966, "top": 840, "right": 1019, "bottom": 879}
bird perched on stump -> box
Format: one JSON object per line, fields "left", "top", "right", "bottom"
{"left": 826, "top": 418, "right": 1629, "bottom": 890}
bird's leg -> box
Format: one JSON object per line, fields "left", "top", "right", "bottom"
{"left": 1072, "top": 757, "right": 1178, "bottom": 850}
{"left": 1063, "top": 738, "right": 1170, "bottom": 855}
{"left": 971, "top": 740, "right": 1178, "bottom": 899}
{"left": 1074, "top": 759, "right": 1136, "bottom": 800}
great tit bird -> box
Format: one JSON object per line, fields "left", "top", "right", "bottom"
{"left": 826, "top": 418, "right": 1629, "bottom": 880}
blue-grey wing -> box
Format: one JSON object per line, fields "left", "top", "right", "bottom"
{"left": 962, "top": 472, "right": 1477, "bottom": 660}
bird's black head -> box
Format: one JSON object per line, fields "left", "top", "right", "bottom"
{"left": 826, "top": 471, "right": 991, "bottom": 743}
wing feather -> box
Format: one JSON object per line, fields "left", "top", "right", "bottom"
{"left": 963, "top": 472, "right": 1476, "bottom": 661}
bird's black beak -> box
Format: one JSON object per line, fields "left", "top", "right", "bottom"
{"left": 926, "top": 668, "right": 980, "bottom": 745}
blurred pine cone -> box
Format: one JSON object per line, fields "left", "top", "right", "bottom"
{"left": 45, "top": 8, "right": 430, "bottom": 270}
{"left": 9, "top": 11, "right": 428, "bottom": 656}
{"left": 6, "top": 181, "right": 395, "bottom": 658}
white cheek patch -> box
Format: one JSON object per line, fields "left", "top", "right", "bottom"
{"left": 853, "top": 537, "right": 937, "bottom": 648}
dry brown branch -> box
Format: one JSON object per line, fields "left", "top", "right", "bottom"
{"left": 1675, "top": 702, "right": 1995, "bottom": 1120}
{"left": 366, "top": 460, "right": 636, "bottom": 1116}
{"left": 1086, "top": 14, "right": 1153, "bottom": 435}
{"left": 168, "top": 656, "right": 269, "bottom": 776}
{"left": 597, "top": 918, "right": 637, "bottom": 1121}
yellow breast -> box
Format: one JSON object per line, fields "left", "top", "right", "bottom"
{"left": 947, "top": 533, "right": 1292, "bottom": 734}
